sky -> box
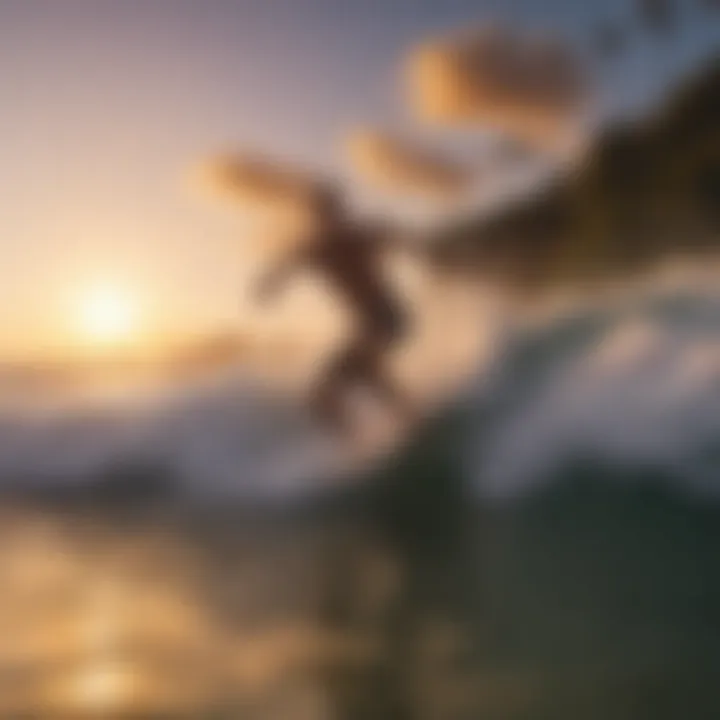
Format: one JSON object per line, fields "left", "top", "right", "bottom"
{"left": 0, "top": 0, "right": 717, "bottom": 356}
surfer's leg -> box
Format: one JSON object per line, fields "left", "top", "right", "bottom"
{"left": 362, "top": 348, "right": 415, "bottom": 424}
{"left": 356, "top": 319, "right": 414, "bottom": 424}
{"left": 368, "top": 361, "right": 413, "bottom": 420}
{"left": 310, "top": 343, "right": 363, "bottom": 435}
{"left": 311, "top": 306, "right": 411, "bottom": 434}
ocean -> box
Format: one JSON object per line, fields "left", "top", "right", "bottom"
{"left": 0, "top": 263, "right": 718, "bottom": 718}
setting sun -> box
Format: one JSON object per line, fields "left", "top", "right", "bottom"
{"left": 76, "top": 285, "right": 140, "bottom": 346}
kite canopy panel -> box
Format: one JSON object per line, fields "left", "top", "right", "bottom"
{"left": 406, "top": 25, "right": 591, "bottom": 150}
{"left": 196, "top": 153, "right": 334, "bottom": 259}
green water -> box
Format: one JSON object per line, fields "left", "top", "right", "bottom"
{"left": 1, "top": 469, "right": 718, "bottom": 719}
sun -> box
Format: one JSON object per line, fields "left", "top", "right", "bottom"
{"left": 76, "top": 284, "right": 140, "bottom": 346}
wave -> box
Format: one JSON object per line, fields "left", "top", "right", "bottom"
{"left": 469, "top": 266, "right": 720, "bottom": 501}
{"left": 0, "top": 261, "right": 718, "bottom": 503}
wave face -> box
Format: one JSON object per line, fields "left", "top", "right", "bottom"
{"left": 0, "top": 263, "right": 718, "bottom": 503}
{"left": 0, "top": 373, "right": 332, "bottom": 501}
{"left": 468, "top": 266, "right": 720, "bottom": 501}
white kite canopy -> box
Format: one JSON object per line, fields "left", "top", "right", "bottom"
{"left": 200, "top": 153, "right": 325, "bottom": 208}
{"left": 406, "top": 25, "right": 591, "bottom": 150}
{"left": 345, "top": 128, "right": 473, "bottom": 199}
{"left": 197, "top": 152, "right": 333, "bottom": 258}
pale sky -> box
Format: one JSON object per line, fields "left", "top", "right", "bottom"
{"left": 1, "top": 0, "right": 717, "bottom": 356}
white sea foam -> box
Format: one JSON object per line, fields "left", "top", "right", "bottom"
{"left": 468, "top": 271, "right": 720, "bottom": 501}
{"left": 0, "top": 260, "right": 717, "bottom": 502}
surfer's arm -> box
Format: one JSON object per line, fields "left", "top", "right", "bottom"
{"left": 365, "top": 222, "right": 427, "bottom": 256}
{"left": 364, "top": 225, "right": 431, "bottom": 268}
{"left": 252, "top": 261, "right": 294, "bottom": 303}
{"left": 251, "top": 249, "right": 310, "bottom": 304}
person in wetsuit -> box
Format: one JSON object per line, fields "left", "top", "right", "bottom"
{"left": 253, "top": 185, "right": 411, "bottom": 435}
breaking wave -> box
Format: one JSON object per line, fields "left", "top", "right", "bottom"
{"left": 469, "top": 261, "right": 720, "bottom": 501}
{"left": 0, "top": 260, "right": 718, "bottom": 503}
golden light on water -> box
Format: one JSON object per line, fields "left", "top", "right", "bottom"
{"left": 72, "top": 662, "right": 135, "bottom": 712}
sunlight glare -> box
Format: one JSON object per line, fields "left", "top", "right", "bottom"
{"left": 74, "top": 663, "right": 133, "bottom": 711}
{"left": 76, "top": 284, "right": 140, "bottom": 346}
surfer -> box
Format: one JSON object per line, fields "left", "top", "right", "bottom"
{"left": 252, "top": 184, "right": 412, "bottom": 436}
